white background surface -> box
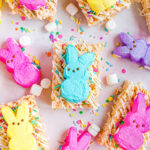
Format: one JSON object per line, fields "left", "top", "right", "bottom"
{"left": 0, "top": 0, "right": 150, "bottom": 149}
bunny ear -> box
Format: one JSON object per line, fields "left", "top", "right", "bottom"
{"left": 132, "top": 93, "right": 146, "bottom": 114}
{"left": 120, "top": 32, "right": 135, "bottom": 45}
{"left": 7, "top": 38, "right": 22, "bottom": 53}
{"left": 65, "top": 127, "right": 77, "bottom": 146}
{"left": 0, "top": 49, "right": 9, "bottom": 63}
{"left": 113, "top": 46, "right": 130, "bottom": 58}
{"left": 143, "top": 46, "right": 150, "bottom": 67}
{"left": 16, "top": 102, "right": 29, "bottom": 121}
{"left": 66, "top": 45, "right": 78, "bottom": 64}
{"left": 2, "top": 106, "right": 16, "bottom": 124}
{"left": 78, "top": 52, "right": 95, "bottom": 68}
{"left": 77, "top": 132, "right": 91, "bottom": 149}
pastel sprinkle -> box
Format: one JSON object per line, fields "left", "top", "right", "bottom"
{"left": 95, "top": 113, "right": 98, "bottom": 116}
{"left": 80, "top": 27, "right": 84, "bottom": 32}
{"left": 122, "top": 69, "right": 126, "bottom": 74}
{"left": 21, "top": 16, "right": 26, "bottom": 21}
{"left": 58, "top": 34, "right": 63, "bottom": 39}
{"left": 11, "top": 20, "right": 14, "bottom": 24}
{"left": 106, "top": 68, "right": 109, "bottom": 71}
{"left": 103, "top": 103, "right": 108, "bottom": 107}
{"left": 79, "top": 111, "right": 83, "bottom": 114}
{"left": 94, "top": 68, "right": 98, "bottom": 72}
{"left": 112, "top": 54, "right": 117, "bottom": 58}
{"left": 54, "top": 84, "right": 61, "bottom": 89}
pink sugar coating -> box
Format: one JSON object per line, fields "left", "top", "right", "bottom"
{"left": 94, "top": 68, "right": 98, "bottom": 72}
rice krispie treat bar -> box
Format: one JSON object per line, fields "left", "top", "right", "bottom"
{"left": 51, "top": 42, "right": 102, "bottom": 109}
{"left": 0, "top": 95, "right": 49, "bottom": 150}
{"left": 97, "top": 80, "right": 150, "bottom": 150}
{"left": 76, "top": 0, "right": 131, "bottom": 26}
{"left": 5, "top": 0, "right": 57, "bottom": 21}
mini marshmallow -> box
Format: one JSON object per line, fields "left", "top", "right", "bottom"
{"left": 45, "top": 22, "right": 57, "bottom": 32}
{"left": 30, "top": 84, "right": 43, "bottom": 97}
{"left": 19, "top": 35, "right": 31, "bottom": 47}
{"left": 105, "top": 19, "right": 116, "bottom": 31}
{"left": 106, "top": 74, "right": 118, "bottom": 86}
{"left": 66, "top": 3, "right": 78, "bottom": 16}
{"left": 88, "top": 124, "right": 100, "bottom": 137}
{"left": 40, "top": 78, "right": 51, "bottom": 89}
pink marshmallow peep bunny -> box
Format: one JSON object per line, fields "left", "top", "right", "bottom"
{"left": 0, "top": 38, "right": 40, "bottom": 88}
{"left": 61, "top": 127, "right": 91, "bottom": 150}
{"left": 114, "top": 93, "right": 150, "bottom": 150}
{"left": 20, "top": 0, "right": 46, "bottom": 10}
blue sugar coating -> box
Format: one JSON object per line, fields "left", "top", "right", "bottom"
{"left": 61, "top": 45, "right": 95, "bottom": 103}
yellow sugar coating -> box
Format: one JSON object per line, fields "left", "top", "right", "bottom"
{"left": 102, "top": 103, "right": 108, "bottom": 107}
{"left": 2, "top": 103, "right": 38, "bottom": 150}
{"left": 0, "top": 95, "right": 49, "bottom": 150}
{"left": 87, "top": 0, "right": 116, "bottom": 14}
{"left": 108, "top": 96, "right": 113, "bottom": 101}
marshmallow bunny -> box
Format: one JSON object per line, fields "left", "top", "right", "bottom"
{"left": 2, "top": 102, "right": 38, "bottom": 150}
{"left": 61, "top": 45, "right": 95, "bottom": 103}
{"left": 87, "top": 0, "right": 116, "bottom": 14}
{"left": 61, "top": 127, "right": 91, "bottom": 150}
{"left": 114, "top": 93, "right": 150, "bottom": 150}
{"left": 113, "top": 32, "right": 150, "bottom": 69}
{"left": 20, "top": 0, "right": 46, "bottom": 10}
{"left": 0, "top": 38, "right": 40, "bottom": 88}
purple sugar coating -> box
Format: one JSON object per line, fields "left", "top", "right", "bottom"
{"left": 142, "top": 46, "right": 150, "bottom": 68}
{"left": 113, "top": 32, "right": 150, "bottom": 68}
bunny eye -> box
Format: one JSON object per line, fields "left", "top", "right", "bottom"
{"left": 21, "top": 119, "right": 24, "bottom": 122}
{"left": 7, "top": 60, "right": 10, "bottom": 63}
{"left": 12, "top": 122, "right": 15, "bottom": 125}
{"left": 133, "top": 120, "right": 136, "bottom": 123}
{"left": 68, "top": 68, "right": 70, "bottom": 71}
{"left": 17, "top": 122, "right": 20, "bottom": 126}
{"left": 11, "top": 60, "right": 13, "bottom": 62}
{"left": 12, "top": 55, "right": 15, "bottom": 58}
{"left": 142, "top": 124, "right": 145, "bottom": 127}
{"left": 72, "top": 70, "right": 75, "bottom": 72}
{"left": 136, "top": 124, "right": 139, "bottom": 128}
{"left": 133, "top": 41, "right": 135, "bottom": 43}
{"left": 130, "top": 48, "right": 133, "bottom": 51}
{"left": 76, "top": 68, "right": 79, "bottom": 71}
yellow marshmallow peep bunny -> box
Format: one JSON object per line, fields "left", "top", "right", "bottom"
{"left": 87, "top": 0, "right": 116, "bottom": 14}
{"left": 2, "top": 102, "right": 38, "bottom": 150}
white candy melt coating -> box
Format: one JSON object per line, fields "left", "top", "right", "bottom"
{"left": 105, "top": 19, "right": 116, "bottom": 31}
{"left": 106, "top": 74, "right": 118, "bottom": 86}
{"left": 40, "top": 78, "right": 51, "bottom": 89}
{"left": 30, "top": 84, "right": 43, "bottom": 97}
{"left": 45, "top": 22, "right": 57, "bottom": 32}
{"left": 19, "top": 35, "right": 31, "bottom": 47}
{"left": 88, "top": 124, "right": 100, "bottom": 137}
{"left": 66, "top": 3, "right": 78, "bottom": 16}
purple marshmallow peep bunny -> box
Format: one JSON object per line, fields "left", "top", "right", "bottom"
{"left": 20, "top": 0, "right": 46, "bottom": 10}
{"left": 113, "top": 32, "right": 150, "bottom": 69}
{"left": 114, "top": 93, "right": 150, "bottom": 150}
{"left": 0, "top": 38, "right": 40, "bottom": 88}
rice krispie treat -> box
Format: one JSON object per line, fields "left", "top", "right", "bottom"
{"left": 0, "top": 95, "right": 49, "bottom": 150}
{"left": 97, "top": 80, "right": 150, "bottom": 150}
{"left": 76, "top": 0, "right": 131, "bottom": 26}
{"left": 51, "top": 42, "right": 102, "bottom": 109}
{"left": 5, "top": 0, "right": 57, "bottom": 21}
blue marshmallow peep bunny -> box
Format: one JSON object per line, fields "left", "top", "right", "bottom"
{"left": 61, "top": 45, "right": 95, "bottom": 103}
